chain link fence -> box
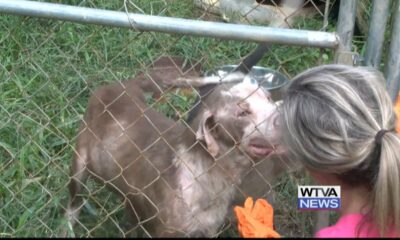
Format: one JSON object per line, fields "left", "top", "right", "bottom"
{"left": 0, "top": 0, "right": 368, "bottom": 237}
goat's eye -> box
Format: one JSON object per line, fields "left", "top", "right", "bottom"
{"left": 237, "top": 109, "right": 252, "bottom": 117}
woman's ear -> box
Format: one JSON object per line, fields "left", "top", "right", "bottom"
{"left": 196, "top": 110, "right": 219, "bottom": 157}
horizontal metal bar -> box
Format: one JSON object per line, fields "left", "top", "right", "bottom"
{"left": 384, "top": 0, "right": 400, "bottom": 102}
{"left": 0, "top": 0, "right": 339, "bottom": 48}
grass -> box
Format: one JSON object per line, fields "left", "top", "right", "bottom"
{"left": 0, "top": 0, "right": 341, "bottom": 237}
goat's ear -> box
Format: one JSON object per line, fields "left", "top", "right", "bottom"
{"left": 196, "top": 110, "right": 219, "bottom": 157}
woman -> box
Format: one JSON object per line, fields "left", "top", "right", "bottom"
{"left": 235, "top": 65, "right": 400, "bottom": 237}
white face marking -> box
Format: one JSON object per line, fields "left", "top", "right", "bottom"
{"left": 228, "top": 81, "right": 276, "bottom": 125}
{"left": 224, "top": 81, "right": 279, "bottom": 149}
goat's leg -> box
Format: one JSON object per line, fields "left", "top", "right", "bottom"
{"left": 64, "top": 149, "right": 89, "bottom": 236}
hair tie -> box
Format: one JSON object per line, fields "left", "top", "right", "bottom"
{"left": 375, "top": 129, "right": 390, "bottom": 145}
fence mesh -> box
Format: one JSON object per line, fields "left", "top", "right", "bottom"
{"left": 0, "top": 0, "right": 350, "bottom": 237}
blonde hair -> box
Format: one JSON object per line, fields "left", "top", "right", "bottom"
{"left": 281, "top": 64, "right": 400, "bottom": 236}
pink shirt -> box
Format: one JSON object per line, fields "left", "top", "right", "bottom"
{"left": 315, "top": 214, "right": 398, "bottom": 238}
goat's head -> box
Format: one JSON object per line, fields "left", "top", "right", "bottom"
{"left": 191, "top": 80, "right": 281, "bottom": 160}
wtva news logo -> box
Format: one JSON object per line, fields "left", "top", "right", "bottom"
{"left": 298, "top": 185, "right": 341, "bottom": 210}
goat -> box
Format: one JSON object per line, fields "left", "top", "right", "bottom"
{"left": 66, "top": 57, "right": 282, "bottom": 237}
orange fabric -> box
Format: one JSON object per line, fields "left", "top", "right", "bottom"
{"left": 395, "top": 94, "right": 400, "bottom": 133}
{"left": 234, "top": 197, "right": 281, "bottom": 238}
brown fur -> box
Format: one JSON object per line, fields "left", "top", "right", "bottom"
{"left": 66, "top": 56, "right": 320, "bottom": 237}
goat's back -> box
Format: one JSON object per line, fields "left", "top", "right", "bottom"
{"left": 75, "top": 78, "right": 184, "bottom": 196}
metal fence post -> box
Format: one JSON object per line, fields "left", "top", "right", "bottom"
{"left": 364, "top": 0, "right": 391, "bottom": 69}
{"left": 334, "top": 0, "right": 358, "bottom": 65}
{"left": 384, "top": 0, "right": 400, "bottom": 102}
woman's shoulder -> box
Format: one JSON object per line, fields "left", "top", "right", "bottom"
{"left": 315, "top": 213, "right": 399, "bottom": 238}
{"left": 315, "top": 214, "right": 364, "bottom": 238}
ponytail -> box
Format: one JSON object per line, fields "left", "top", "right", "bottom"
{"left": 372, "top": 126, "right": 400, "bottom": 237}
